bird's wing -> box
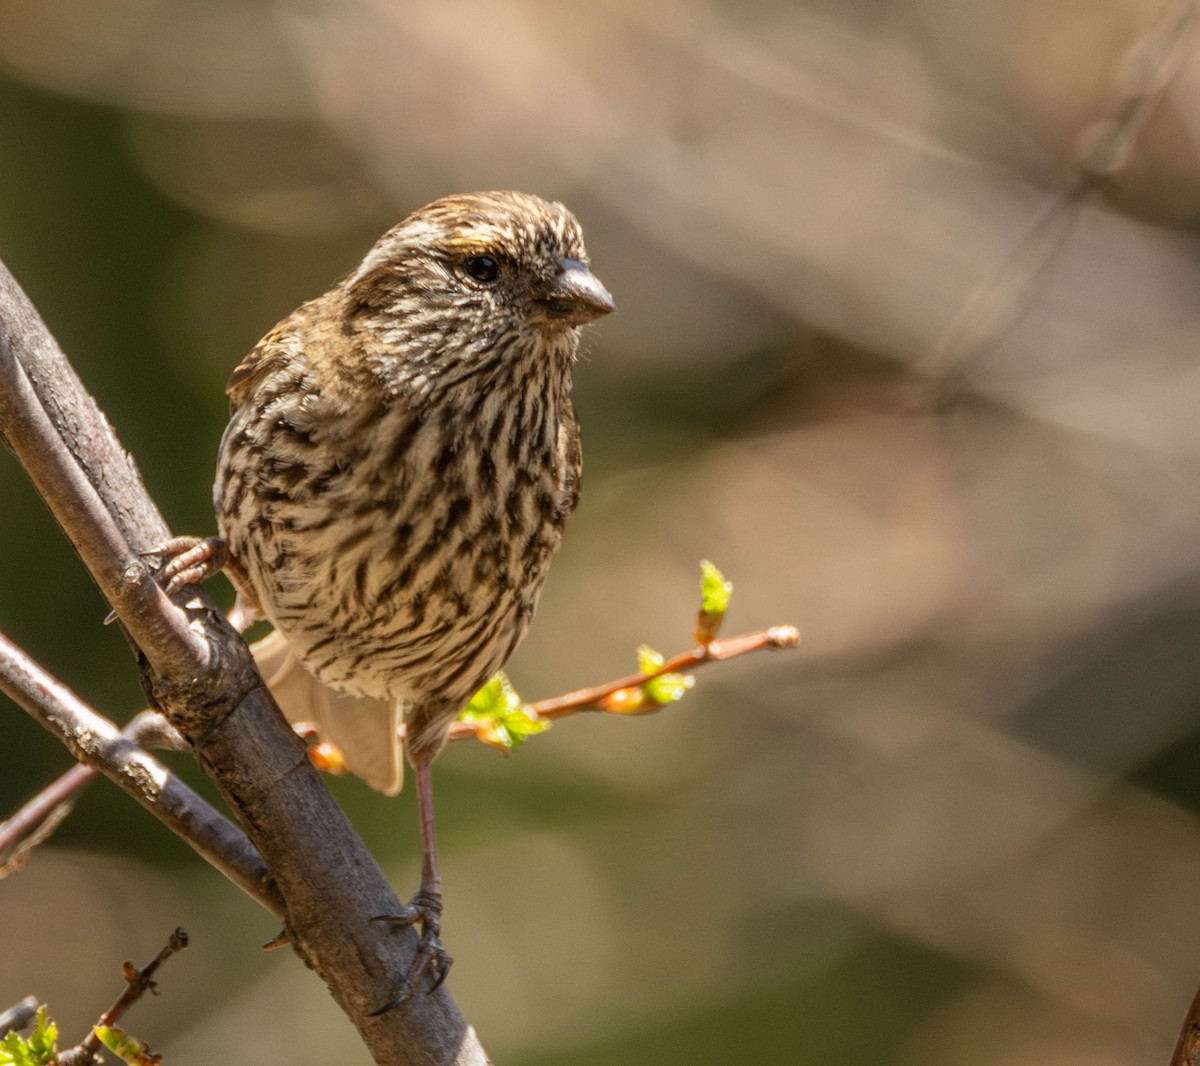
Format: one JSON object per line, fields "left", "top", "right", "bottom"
{"left": 248, "top": 628, "right": 403, "bottom": 796}
{"left": 226, "top": 328, "right": 295, "bottom": 407}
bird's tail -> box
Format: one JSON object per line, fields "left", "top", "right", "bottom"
{"left": 249, "top": 628, "right": 403, "bottom": 796}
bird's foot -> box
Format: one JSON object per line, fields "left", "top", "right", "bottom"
{"left": 368, "top": 892, "right": 453, "bottom": 1014}
{"left": 144, "top": 536, "right": 229, "bottom": 596}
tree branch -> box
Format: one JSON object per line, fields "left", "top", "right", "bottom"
{"left": 0, "top": 708, "right": 187, "bottom": 872}
{"left": 0, "top": 761, "right": 89, "bottom": 873}
{"left": 532, "top": 625, "right": 799, "bottom": 720}
{"left": 434, "top": 624, "right": 800, "bottom": 744}
{"left": 0, "top": 258, "right": 490, "bottom": 1065}
{"left": 0, "top": 629, "right": 280, "bottom": 910}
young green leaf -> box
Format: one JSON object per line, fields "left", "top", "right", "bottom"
{"left": 0, "top": 1006, "right": 57, "bottom": 1066}
{"left": 0, "top": 1033, "right": 33, "bottom": 1066}
{"left": 459, "top": 673, "right": 549, "bottom": 751}
{"left": 699, "top": 560, "right": 733, "bottom": 617}
{"left": 605, "top": 646, "right": 694, "bottom": 712}
{"left": 96, "top": 1025, "right": 160, "bottom": 1065}
{"left": 696, "top": 560, "right": 733, "bottom": 643}
{"left": 25, "top": 1009, "right": 55, "bottom": 1066}
{"left": 636, "top": 645, "right": 664, "bottom": 675}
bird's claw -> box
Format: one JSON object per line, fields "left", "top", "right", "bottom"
{"left": 104, "top": 536, "right": 227, "bottom": 623}
{"left": 144, "top": 536, "right": 228, "bottom": 596}
{"left": 368, "top": 894, "right": 453, "bottom": 1014}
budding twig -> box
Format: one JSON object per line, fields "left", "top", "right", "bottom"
{"left": 431, "top": 624, "right": 800, "bottom": 744}
{"left": 56, "top": 928, "right": 189, "bottom": 1066}
{"left": 534, "top": 625, "right": 799, "bottom": 720}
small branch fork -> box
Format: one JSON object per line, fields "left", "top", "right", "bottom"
{"left": 0, "top": 694, "right": 190, "bottom": 875}
{"left": 0, "top": 629, "right": 281, "bottom": 912}
{"left": 55, "top": 927, "right": 190, "bottom": 1066}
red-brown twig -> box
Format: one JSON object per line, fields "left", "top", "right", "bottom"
{"left": 57, "top": 928, "right": 189, "bottom": 1066}
{"left": 431, "top": 624, "right": 799, "bottom": 744}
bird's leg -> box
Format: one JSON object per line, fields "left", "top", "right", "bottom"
{"left": 370, "top": 751, "right": 453, "bottom": 1013}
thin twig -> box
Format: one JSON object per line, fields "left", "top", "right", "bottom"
{"left": 534, "top": 625, "right": 798, "bottom": 719}
{"left": 0, "top": 711, "right": 187, "bottom": 871}
{"left": 915, "top": 189, "right": 1089, "bottom": 409}
{"left": 57, "top": 928, "right": 189, "bottom": 1066}
{"left": 0, "top": 764, "right": 87, "bottom": 876}
{"left": 0, "top": 996, "right": 38, "bottom": 1039}
{"left": 0, "top": 629, "right": 283, "bottom": 915}
{"left": 430, "top": 625, "right": 800, "bottom": 744}
{"left": 1074, "top": 0, "right": 1199, "bottom": 184}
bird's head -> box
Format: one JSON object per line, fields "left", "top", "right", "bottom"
{"left": 340, "top": 191, "right": 613, "bottom": 395}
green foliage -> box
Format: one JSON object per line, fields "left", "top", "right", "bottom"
{"left": 0, "top": 1007, "right": 56, "bottom": 1066}
{"left": 696, "top": 560, "right": 733, "bottom": 643}
{"left": 637, "top": 647, "right": 694, "bottom": 707}
{"left": 699, "top": 560, "right": 733, "bottom": 617}
{"left": 459, "top": 672, "right": 549, "bottom": 751}
{"left": 602, "top": 647, "right": 697, "bottom": 715}
{"left": 96, "top": 1025, "right": 159, "bottom": 1065}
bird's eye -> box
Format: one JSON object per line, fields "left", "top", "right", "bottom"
{"left": 462, "top": 255, "right": 500, "bottom": 284}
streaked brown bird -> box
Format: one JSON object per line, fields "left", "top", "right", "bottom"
{"left": 161, "top": 190, "right": 613, "bottom": 1003}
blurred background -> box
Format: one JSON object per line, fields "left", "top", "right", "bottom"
{"left": 3, "top": 0, "right": 1200, "bottom": 1062}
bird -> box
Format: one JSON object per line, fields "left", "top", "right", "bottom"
{"left": 157, "top": 190, "right": 614, "bottom": 1004}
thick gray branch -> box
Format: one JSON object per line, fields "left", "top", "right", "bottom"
{"left": 0, "top": 259, "right": 490, "bottom": 1066}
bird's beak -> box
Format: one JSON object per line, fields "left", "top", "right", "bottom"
{"left": 530, "top": 259, "right": 615, "bottom": 327}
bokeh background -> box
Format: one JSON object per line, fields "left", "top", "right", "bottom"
{"left": 4, "top": 1, "right": 1200, "bottom": 1063}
